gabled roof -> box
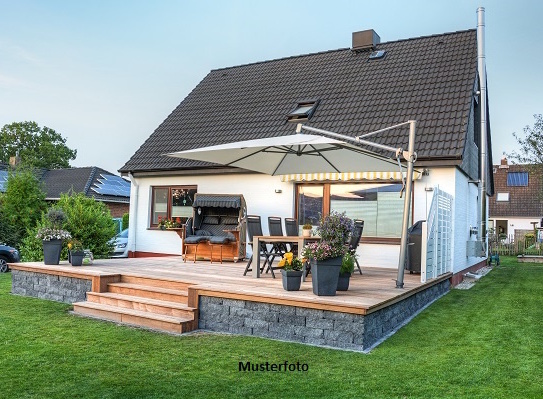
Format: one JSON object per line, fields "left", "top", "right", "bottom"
{"left": 120, "top": 29, "right": 479, "bottom": 173}
{"left": 490, "top": 163, "right": 543, "bottom": 218}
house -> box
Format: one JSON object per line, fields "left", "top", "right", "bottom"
{"left": 120, "top": 27, "right": 494, "bottom": 284}
{"left": 489, "top": 157, "right": 543, "bottom": 241}
{"left": 0, "top": 165, "right": 130, "bottom": 227}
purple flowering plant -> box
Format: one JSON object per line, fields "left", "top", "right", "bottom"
{"left": 302, "top": 210, "right": 354, "bottom": 260}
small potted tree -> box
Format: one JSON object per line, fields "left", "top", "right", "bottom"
{"left": 277, "top": 252, "right": 304, "bottom": 291}
{"left": 302, "top": 223, "right": 313, "bottom": 237}
{"left": 68, "top": 239, "right": 85, "bottom": 266}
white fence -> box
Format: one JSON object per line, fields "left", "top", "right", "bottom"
{"left": 421, "top": 187, "right": 453, "bottom": 283}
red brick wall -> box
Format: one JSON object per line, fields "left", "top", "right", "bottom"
{"left": 106, "top": 203, "right": 129, "bottom": 218}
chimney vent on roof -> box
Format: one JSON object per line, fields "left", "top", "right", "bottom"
{"left": 499, "top": 156, "right": 509, "bottom": 169}
{"left": 352, "top": 29, "right": 380, "bottom": 51}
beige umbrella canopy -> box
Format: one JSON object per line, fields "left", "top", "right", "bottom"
{"left": 166, "top": 133, "right": 403, "bottom": 176}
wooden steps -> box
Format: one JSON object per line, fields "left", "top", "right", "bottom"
{"left": 73, "top": 276, "right": 197, "bottom": 334}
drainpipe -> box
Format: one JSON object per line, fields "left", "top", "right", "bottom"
{"left": 477, "top": 7, "right": 488, "bottom": 255}
{"left": 128, "top": 172, "right": 139, "bottom": 257}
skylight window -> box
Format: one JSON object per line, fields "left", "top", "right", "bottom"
{"left": 369, "top": 50, "right": 386, "bottom": 59}
{"left": 287, "top": 100, "right": 319, "bottom": 122}
{"left": 506, "top": 172, "right": 528, "bottom": 187}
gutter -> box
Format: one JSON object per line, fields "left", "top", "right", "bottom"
{"left": 127, "top": 172, "right": 139, "bottom": 257}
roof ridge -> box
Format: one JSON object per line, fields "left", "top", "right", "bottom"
{"left": 210, "top": 28, "right": 476, "bottom": 73}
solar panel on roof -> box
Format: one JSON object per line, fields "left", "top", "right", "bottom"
{"left": 507, "top": 172, "right": 528, "bottom": 187}
{"left": 91, "top": 174, "right": 131, "bottom": 198}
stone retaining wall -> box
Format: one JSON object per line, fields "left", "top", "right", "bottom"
{"left": 11, "top": 270, "right": 92, "bottom": 303}
{"left": 199, "top": 279, "right": 450, "bottom": 351}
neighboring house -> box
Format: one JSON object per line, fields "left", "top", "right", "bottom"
{"left": 120, "top": 28, "right": 494, "bottom": 283}
{"left": 489, "top": 157, "right": 543, "bottom": 240}
{"left": 0, "top": 165, "right": 130, "bottom": 220}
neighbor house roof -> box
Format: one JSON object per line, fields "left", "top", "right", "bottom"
{"left": 42, "top": 167, "right": 130, "bottom": 204}
{"left": 120, "top": 29, "right": 482, "bottom": 174}
{"left": 490, "top": 162, "right": 543, "bottom": 218}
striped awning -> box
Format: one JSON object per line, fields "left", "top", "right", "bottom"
{"left": 279, "top": 171, "right": 422, "bottom": 182}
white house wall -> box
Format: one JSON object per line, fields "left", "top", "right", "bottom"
{"left": 130, "top": 173, "right": 294, "bottom": 255}
{"left": 130, "top": 167, "right": 487, "bottom": 275}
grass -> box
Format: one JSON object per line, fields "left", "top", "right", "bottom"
{"left": 0, "top": 257, "right": 541, "bottom": 399}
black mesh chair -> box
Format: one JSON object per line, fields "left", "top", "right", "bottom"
{"left": 348, "top": 220, "right": 365, "bottom": 275}
{"left": 243, "top": 215, "right": 272, "bottom": 276}
{"left": 284, "top": 217, "right": 299, "bottom": 254}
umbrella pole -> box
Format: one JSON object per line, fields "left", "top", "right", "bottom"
{"left": 396, "top": 120, "right": 416, "bottom": 288}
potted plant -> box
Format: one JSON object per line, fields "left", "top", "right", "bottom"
{"left": 337, "top": 252, "right": 356, "bottom": 291}
{"left": 67, "top": 239, "right": 85, "bottom": 266}
{"left": 36, "top": 209, "right": 71, "bottom": 265}
{"left": 277, "top": 252, "right": 304, "bottom": 291}
{"left": 302, "top": 211, "right": 354, "bottom": 296}
{"left": 302, "top": 223, "right": 313, "bottom": 237}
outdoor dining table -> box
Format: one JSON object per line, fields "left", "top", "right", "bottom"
{"left": 252, "top": 235, "right": 320, "bottom": 279}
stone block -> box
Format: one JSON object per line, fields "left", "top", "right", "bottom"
{"left": 222, "top": 298, "right": 245, "bottom": 308}
{"left": 278, "top": 314, "right": 305, "bottom": 326}
{"left": 333, "top": 320, "right": 361, "bottom": 333}
{"left": 324, "top": 330, "right": 354, "bottom": 343}
{"left": 246, "top": 301, "right": 270, "bottom": 311}
{"left": 296, "top": 308, "right": 324, "bottom": 319}
{"left": 244, "top": 318, "right": 269, "bottom": 330}
{"left": 304, "top": 337, "right": 327, "bottom": 346}
{"left": 323, "top": 310, "right": 355, "bottom": 322}
{"left": 229, "top": 306, "right": 254, "bottom": 318}
{"left": 269, "top": 323, "right": 295, "bottom": 335}
{"left": 294, "top": 326, "right": 323, "bottom": 339}
{"left": 306, "top": 317, "right": 334, "bottom": 330}
{"left": 270, "top": 303, "right": 295, "bottom": 315}
{"left": 228, "top": 325, "right": 253, "bottom": 335}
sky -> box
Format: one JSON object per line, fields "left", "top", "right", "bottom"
{"left": 0, "top": 0, "right": 542, "bottom": 175}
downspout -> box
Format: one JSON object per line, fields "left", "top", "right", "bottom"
{"left": 477, "top": 7, "right": 488, "bottom": 255}
{"left": 128, "top": 172, "right": 139, "bottom": 258}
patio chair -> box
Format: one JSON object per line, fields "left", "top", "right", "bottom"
{"left": 284, "top": 217, "right": 299, "bottom": 254}
{"left": 348, "top": 220, "right": 365, "bottom": 275}
{"left": 243, "top": 215, "right": 273, "bottom": 277}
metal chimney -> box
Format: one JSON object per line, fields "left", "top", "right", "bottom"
{"left": 477, "top": 7, "right": 488, "bottom": 255}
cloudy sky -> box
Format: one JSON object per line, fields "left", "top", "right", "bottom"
{"left": 0, "top": 0, "right": 541, "bottom": 174}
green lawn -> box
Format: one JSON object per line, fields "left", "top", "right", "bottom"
{"left": 0, "top": 257, "right": 541, "bottom": 399}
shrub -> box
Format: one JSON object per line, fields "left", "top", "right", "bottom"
{"left": 122, "top": 213, "right": 129, "bottom": 230}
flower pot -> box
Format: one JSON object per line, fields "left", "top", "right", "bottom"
{"left": 311, "top": 256, "right": 342, "bottom": 296}
{"left": 337, "top": 272, "right": 351, "bottom": 291}
{"left": 70, "top": 251, "right": 85, "bottom": 266}
{"left": 43, "top": 239, "right": 63, "bottom": 265}
{"left": 302, "top": 229, "right": 312, "bottom": 237}
{"left": 281, "top": 269, "right": 303, "bottom": 291}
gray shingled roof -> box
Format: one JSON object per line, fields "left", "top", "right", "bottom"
{"left": 120, "top": 29, "right": 478, "bottom": 173}
{"left": 42, "top": 167, "right": 130, "bottom": 204}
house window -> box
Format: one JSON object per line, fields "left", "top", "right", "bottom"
{"left": 496, "top": 192, "right": 509, "bottom": 202}
{"left": 506, "top": 172, "right": 528, "bottom": 186}
{"left": 150, "top": 186, "right": 197, "bottom": 226}
{"left": 296, "top": 182, "right": 407, "bottom": 239}
{"left": 287, "top": 100, "right": 319, "bottom": 121}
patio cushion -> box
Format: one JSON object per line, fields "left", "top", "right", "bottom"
{"left": 195, "top": 229, "right": 212, "bottom": 236}
{"left": 221, "top": 216, "right": 238, "bottom": 225}
{"left": 202, "top": 215, "right": 220, "bottom": 225}
{"left": 184, "top": 235, "right": 209, "bottom": 244}
{"left": 209, "top": 236, "right": 232, "bottom": 244}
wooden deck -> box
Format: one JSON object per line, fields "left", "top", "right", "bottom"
{"left": 10, "top": 256, "right": 451, "bottom": 316}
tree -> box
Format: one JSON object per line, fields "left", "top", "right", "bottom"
{"left": 508, "top": 114, "right": 543, "bottom": 165}
{"left": 0, "top": 121, "right": 77, "bottom": 169}
{"left": 0, "top": 168, "right": 46, "bottom": 247}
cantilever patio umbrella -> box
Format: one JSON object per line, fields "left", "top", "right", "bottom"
{"left": 167, "top": 121, "right": 418, "bottom": 288}
{"left": 167, "top": 133, "right": 402, "bottom": 176}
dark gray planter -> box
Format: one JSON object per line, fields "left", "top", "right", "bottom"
{"left": 311, "top": 256, "right": 342, "bottom": 296}
{"left": 281, "top": 269, "right": 303, "bottom": 291}
{"left": 70, "top": 251, "right": 85, "bottom": 266}
{"left": 337, "top": 272, "right": 351, "bottom": 291}
{"left": 43, "top": 239, "right": 62, "bottom": 265}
